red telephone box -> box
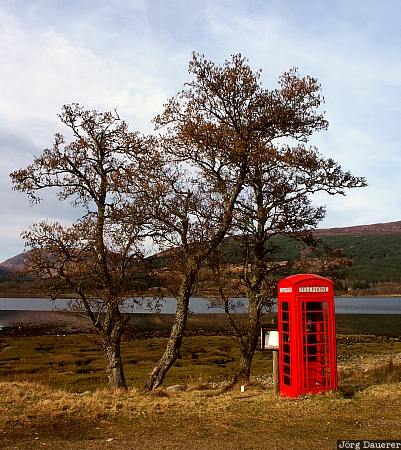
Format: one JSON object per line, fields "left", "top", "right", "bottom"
{"left": 278, "top": 274, "right": 337, "bottom": 397}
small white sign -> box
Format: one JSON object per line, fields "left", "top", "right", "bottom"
{"left": 279, "top": 287, "right": 292, "bottom": 293}
{"left": 298, "top": 286, "right": 329, "bottom": 293}
{"left": 263, "top": 330, "right": 279, "bottom": 350}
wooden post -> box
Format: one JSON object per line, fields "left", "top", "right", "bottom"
{"left": 273, "top": 350, "right": 279, "bottom": 395}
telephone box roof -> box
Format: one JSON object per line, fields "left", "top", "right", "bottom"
{"left": 278, "top": 274, "right": 333, "bottom": 286}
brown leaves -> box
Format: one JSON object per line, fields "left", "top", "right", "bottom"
{"left": 10, "top": 103, "right": 158, "bottom": 313}
{"left": 10, "top": 103, "right": 154, "bottom": 208}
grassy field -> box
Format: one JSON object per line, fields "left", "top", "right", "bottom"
{"left": 1, "top": 316, "right": 401, "bottom": 449}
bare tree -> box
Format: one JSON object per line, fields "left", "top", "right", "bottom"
{"left": 143, "top": 53, "right": 339, "bottom": 390}
{"left": 218, "top": 143, "right": 366, "bottom": 385}
{"left": 10, "top": 104, "right": 156, "bottom": 389}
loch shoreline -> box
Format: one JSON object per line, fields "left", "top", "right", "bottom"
{"left": 1, "top": 310, "right": 401, "bottom": 339}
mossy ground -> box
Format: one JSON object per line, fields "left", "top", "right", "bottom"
{"left": 0, "top": 333, "right": 274, "bottom": 391}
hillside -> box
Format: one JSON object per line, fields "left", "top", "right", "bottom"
{"left": 315, "top": 220, "right": 401, "bottom": 236}
{"left": 220, "top": 221, "right": 401, "bottom": 295}
{"left": 0, "top": 267, "right": 11, "bottom": 281}
{"left": 271, "top": 234, "right": 401, "bottom": 294}
{"left": 2, "top": 220, "right": 401, "bottom": 296}
{"left": 0, "top": 252, "right": 27, "bottom": 272}
{"left": 2, "top": 220, "right": 401, "bottom": 272}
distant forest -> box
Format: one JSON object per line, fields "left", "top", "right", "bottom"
{"left": 219, "top": 234, "right": 401, "bottom": 294}
{"left": 2, "top": 234, "right": 401, "bottom": 296}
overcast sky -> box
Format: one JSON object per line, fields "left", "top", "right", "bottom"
{"left": 1, "top": 0, "right": 401, "bottom": 262}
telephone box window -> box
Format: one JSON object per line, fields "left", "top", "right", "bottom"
{"left": 280, "top": 301, "right": 291, "bottom": 385}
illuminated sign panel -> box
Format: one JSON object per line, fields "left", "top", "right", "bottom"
{"left": 279, "top": 287, "right": 293, "bottom": 293}
{"left": 298, "top": 286, "right": 329, "bottom": 293}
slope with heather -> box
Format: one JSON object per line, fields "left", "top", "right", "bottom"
{"left": 2, "top": 220, "right": 401, "bottom": 296}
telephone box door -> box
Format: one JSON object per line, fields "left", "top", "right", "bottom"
{"left": 301, "top": 299, "right": 334, "bottom": 391}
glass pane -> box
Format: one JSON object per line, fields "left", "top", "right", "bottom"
{"left": 283, "top": 343, "right": 290, "bottom": 354}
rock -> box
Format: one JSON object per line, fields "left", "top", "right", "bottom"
{"left": 165, "top": 384, "right": 185, "bottom": 392}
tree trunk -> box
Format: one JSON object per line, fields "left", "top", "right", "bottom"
{"left": 233, "top": 328, "right": 260, "bottom": 384}
{"left": 73, "top": 292, "right": 127, "bottom": 390}
{"left": 101, "top": 308, "right": 127, "bottom": 390}
{"left": 232, "top": 295, "right": 261, "bottom": 385}
{"left": 103, "top": 335, "right": 127, "bottom": 390}
{"left": 234, "top": 345, "right": 255, "bottom": 384}
{"left": 144, "top": 292, "right": 190, "bottom": 390}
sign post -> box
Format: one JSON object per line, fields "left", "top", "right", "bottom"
{"left": 260, "top": 324, "right": 279, "bottom": 394}
{"left": 272, "top": 350, "right": 279, "bottom": 395}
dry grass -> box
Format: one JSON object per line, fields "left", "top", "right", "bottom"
{"left": 1, "top": 379, "right": 401, "bottom": 449}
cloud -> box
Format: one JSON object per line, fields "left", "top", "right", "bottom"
{"left": 1, "top": 0, "right": 401, "bottom": 261}
{"left": 0, "top": 4, "right": 186, "bottom": 139}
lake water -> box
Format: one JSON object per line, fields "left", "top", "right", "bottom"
{"left": 0, "top": 296, "right": 400, "bottom": 314}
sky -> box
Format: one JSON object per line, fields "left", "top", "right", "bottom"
{"left": 1, "top": 0, "right": 401, "bottom": 262}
